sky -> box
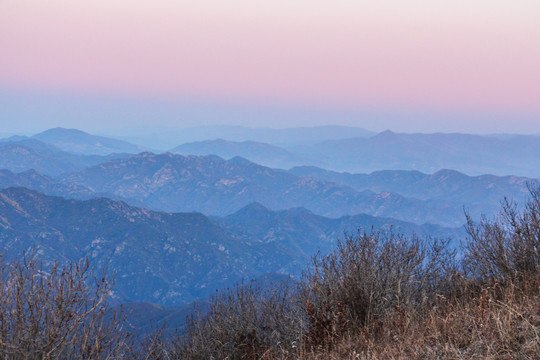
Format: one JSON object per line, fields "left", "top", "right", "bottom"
{"left": 1, "top": 0, "right": 539, "bottom": 135}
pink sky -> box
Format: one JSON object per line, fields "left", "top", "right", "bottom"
{"left": 1, "top": 0, "right": 540, "bottom": 123}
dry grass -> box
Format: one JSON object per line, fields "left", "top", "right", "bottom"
{"left": 295, "top": 277, "right": 539, "bottom": 360}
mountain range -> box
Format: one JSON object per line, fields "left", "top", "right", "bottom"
{"left": 6, "top": 127, "right": 540, "bottom": 178}
{"left": 57, "top": 152, "right": 469, "bottom": 226}
{"left": 1, "top": 126, "right": 536, "bottom": 335}
{"left": 1, "top": 127, "right": 149, "bottom": 155}
{"left": 122, "top": 125, "right": 377, "bottom": 149}
{"left": 166, "top": 131, "right": 540, "bottom": 178}
{"left": 0, "top": 187, "right": 462, "bottom": 305}
{"left": 0, "top": 187, "right": 295, "bottom": 305}
{"left": 1, "top": 149, "right": 535, "bottom": 227}
{"left": 289, "top": 166, "right": 537, "bottom": 214}
{"left": 0, "top": 169, "right": 93, "bottom": 198}
{"left": 292, "top": 131, "right": 540, "bottom": 177}
{"left": 170, "top": 139, "right": 310, "bottom": 169}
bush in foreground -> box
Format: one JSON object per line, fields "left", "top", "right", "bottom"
{"left": 300, "top": 231, "right": 456, "bottom": 350}
{"left": 0, "top": 255, "right": 130, "bottom": 359}
{"left": 157, "top": 280, "right": 303, "bottom": 359}
{"left": 464, "top": 184, "right": 540, "bottom": 282}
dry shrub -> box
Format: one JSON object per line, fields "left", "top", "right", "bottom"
{"left": 464, "top": 183, "right": 540, "bottom": 282}
{"left": 300, "top": 229, "right": 456, "bottom": 350}
{"left": 168, "top": 279, "right": 305, "bottom": 359}
{"left": 132, "top": 329, "right": 182, "bottom": 360}
{"left": 0, "top": 254, "right": 130, "bottom": 359}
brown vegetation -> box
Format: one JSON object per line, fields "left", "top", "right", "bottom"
{"left": 0, "top": 254, "right": 130, "bottom": 359}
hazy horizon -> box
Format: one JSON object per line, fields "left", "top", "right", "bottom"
{"left": 2, "top": 90, "right": 539, "bottom": 138}
{"left": 2, "top": 0, "right": 539, "bottom": 135}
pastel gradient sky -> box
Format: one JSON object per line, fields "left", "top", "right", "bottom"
{"left": 1, "top": 0, "right": 539, "bottom": 133}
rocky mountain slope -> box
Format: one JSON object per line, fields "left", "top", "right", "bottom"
{"left": 0, "top": 187, "right": 295, "bottom": 305}
{"left": 289, "top": 166, "right": 537, "bottom": 213}
{"left": 59, "top": 153, "right": 465, "bottom": 226}
{"left": 0, "top": 187, "right": 462, "bottom": 305}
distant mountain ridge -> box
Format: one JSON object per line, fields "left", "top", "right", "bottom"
{"left": 170, "top": 138, "right": 311, "bottom": 169}
{"left": 58, "top": 152, "right": 467, "bottom": 226}
{"left": 4, "top": 127, "right": 540, "bottom": 177}
{"left": 0, "top": 169, "right": 93, "bottom": 198}
{"left": 31, "top": 127, "right": 150, "bottom": 155}
{"left": 1, "top": 149, "right": 534, "bottom": 227}
{"left": 289, "top": 166, "right": 537, "bottom": 211}
{"left": 216, "top": 202, "right": 464, "bottom": 256}
{"left": 167, "top": 130, "right": 540, "bottom": 177}
{"left": 293, "top": 131, "right": 540, "bottom": 177}
{"left": 127, "top": 125, "right": 376, "bottom": 149}
{"left": 0, "top": 139, "right": 129, "bottom": 176}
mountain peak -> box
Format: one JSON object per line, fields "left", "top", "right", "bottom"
{"left": 432, "top": 169, "right": 466, "bottom": 180}
{"left": 229, "top": 156, "right": 253, "bottom": 165}
{"left": 235, "top": 202, "right": 271, "bottom": 214}
{"left": 34, "top": 127, "right": 89, "bottom": 137}
{"left": 0, "top": 135, "right": 29, "bottom": 143}
{"left": 31, "top": 128, "right": 148, "bottom": 156}
{"left": 224, "top": 202, "right": 275, "bottom": 221}
{"left": 284, "top": 206, "right": 313, "bottom": 216}
{"left": 374, "top": 129, "right": 396, "bottom": 138}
